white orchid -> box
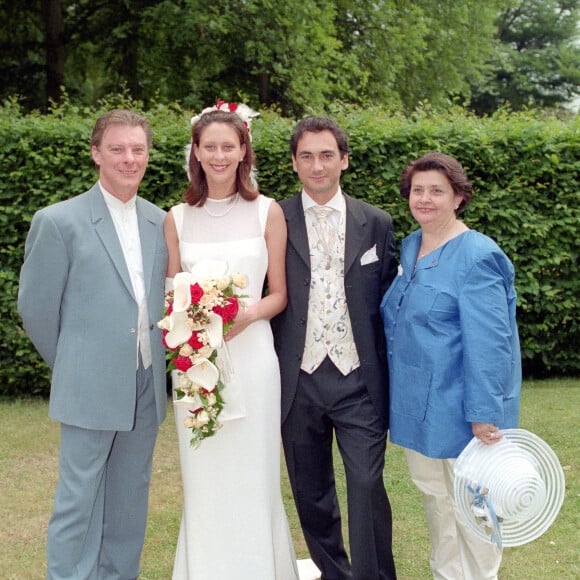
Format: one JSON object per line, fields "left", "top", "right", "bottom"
{"left": 189, "top": 260, "right": 228, "bottom": 283}
{"left": 185, "top": 358, "right": 220, "bottom": 393}
{"left": 204, "top": 312, "right": 224, "bottom": 349}
{"left": 164, "top": 310, "right": 192, "bottom": 350}
{"left": 172, "top": 272, "right": 195, "bottom": 311}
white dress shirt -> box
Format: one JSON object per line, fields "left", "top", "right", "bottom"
{"left": 101, "top": 183, "right": 152, "bottom": 369}
{"left": 301, "top": 188, "right": 344, "bottom": 231}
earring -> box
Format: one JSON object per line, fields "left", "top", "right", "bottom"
{"left": 454, "top": 205, "right": 459, "bottom": 210}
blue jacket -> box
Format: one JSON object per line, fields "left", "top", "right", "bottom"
{"left": 380, "top": 229, "right": 521, "bottom": 458}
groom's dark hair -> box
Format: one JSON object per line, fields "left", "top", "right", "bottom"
{"left": 290, "top": 116, "right": 350, "bottom": 159}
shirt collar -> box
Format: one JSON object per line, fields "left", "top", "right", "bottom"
{"left": 100, "top": 181, "right": 137, "bottom": 211}
{"left": 301, "top": 188, "right": 344, "bottom": 214}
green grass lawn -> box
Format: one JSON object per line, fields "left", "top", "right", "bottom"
{"left": 0, "top": 378, "right": 578, "bottom": 579}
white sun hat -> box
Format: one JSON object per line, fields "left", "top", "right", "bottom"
{"left": 453, "top": 428, "right": 565, "bottom": 548}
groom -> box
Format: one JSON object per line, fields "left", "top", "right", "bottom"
{"left": 18, "top": 109, "right": 168, "bottom": 579}
{"left": 273, "top": 116, "right": 398, "bottom": 579}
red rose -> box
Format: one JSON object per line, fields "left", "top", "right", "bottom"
{"left": 162, "top": 330, "right": 179, "bottom": 351}
{"left": 167, "top": 302, "right": 173, "bottom": 315}
{"left": 188, "top": 330, "right": 204, "bottom": 350}
{"left": 212, "top": 305, "right": 225, "bottom": 320}
{"left": 217, "top": 100, "right": 237, "bottom": 113}
{"left": 190, "top": 283, "right": 204, "bottom": 304}
{"left": 174, "top": 355, "right": 193, "bottom": 372}
{"left": 224, "top": 296, "right": 239, "bottom": 321}
{"left": 213, "top": 296, "right": 239, "bottom": 324}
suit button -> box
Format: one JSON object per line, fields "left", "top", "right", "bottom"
{"left": 149, "top": 324, "right": 154, "bottom": 330}
{"left": 299, "top": 318, "right": 306, "bottom": 325}
{"left": 130, "top": 328, "right": 137, "bottom": 333}
{"left": 303, "top": 278, "right": 310, "bottom": 285}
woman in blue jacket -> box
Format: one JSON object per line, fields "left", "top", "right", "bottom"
{"left": 381, "top": 152, "right": 521, "bottom": 579}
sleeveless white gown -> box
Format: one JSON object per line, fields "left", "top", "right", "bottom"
{"left": 171, "top": 195, "right": 299, "bottom": 580}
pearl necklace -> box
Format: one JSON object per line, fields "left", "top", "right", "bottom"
{"left": 202, "top": 193, "right": 239, "bottom": 217}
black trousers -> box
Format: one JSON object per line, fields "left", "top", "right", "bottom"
{"left": 282, "top": 357, "right": 397, "bottom": 580}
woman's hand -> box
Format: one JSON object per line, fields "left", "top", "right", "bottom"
{"left": 472, "top": 422, "right": 502, "bottom": 445}
{"left": 224, "top": 305, "right": 255, "bottom": 341}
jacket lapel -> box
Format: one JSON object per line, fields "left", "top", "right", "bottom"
{"left": 344, "top": 194, "right": 366, "bottom": 276}
{"left": 285, "top": 195, "right": 310, "bottom": 268}
{"left": 136, "top": 198, "right": 157, "bottom": 296}
{"left": 89, "top": 185, "right": 135, "bottom": 300}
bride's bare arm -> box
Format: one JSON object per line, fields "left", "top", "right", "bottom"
{"left": 261, "top": 200, "right": 288, "bottom": 317}
{"left": 225, "top": 201, "right": 287, "bottom": 340}
{"left": 164, "top": 210, "right": 182, "bottom": 279}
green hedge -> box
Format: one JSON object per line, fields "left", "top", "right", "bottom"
{"left": 1, "top": 101, "right": 578, "bottom": 397}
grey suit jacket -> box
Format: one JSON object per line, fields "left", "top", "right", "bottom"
{"left": 272, "top": 193, "right": 397, "bottom": 426}
{"left": 18, "top": 183, "right": 168, "bottom": 430}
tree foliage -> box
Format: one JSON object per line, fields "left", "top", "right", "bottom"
{"left": 470, "top": 0, "right": 580, "bottom": 114}
{"left": 2, "top": 0, "right": 577, "bottom": 116}
{"left": 332, "top": 0, "right": 507, "bottom": 110}
{"left": 0, "top": 1, "right": 45, "bottom": 111}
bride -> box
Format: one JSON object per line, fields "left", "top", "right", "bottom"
{"left": 164, "top": 102, "right": 300, "bottom": 579}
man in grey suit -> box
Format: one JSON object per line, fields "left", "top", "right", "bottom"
{"left": 272, "top": 117, "right": 398, "bottom": 579}
{"left": 18, "top": 109, "right": 168, "bottom": 580}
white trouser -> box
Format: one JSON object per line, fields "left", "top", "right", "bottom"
{"left": 404, "top": 448, "right": 502, "bottom": 580}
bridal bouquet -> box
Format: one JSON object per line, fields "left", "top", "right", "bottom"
{"left": 157, "top": 260, "right": 247, "bottom": 449}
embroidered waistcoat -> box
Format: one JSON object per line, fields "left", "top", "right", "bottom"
{"left": 301, "top": 207, "right": 360, "bottom": 376}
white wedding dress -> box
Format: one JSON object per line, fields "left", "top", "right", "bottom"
{"left": 171, "top": 195, "right": 299, "bottom": 580}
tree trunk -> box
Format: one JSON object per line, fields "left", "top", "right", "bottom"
{"left": 258, "top": 71, "right": 271, "bottom": 107}
{"left": 43, "top": 0, "right": 65, "bottom": 108}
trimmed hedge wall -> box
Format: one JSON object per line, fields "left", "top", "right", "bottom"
{"left": 1, "top": 102, "right": 578, "bottom": 397}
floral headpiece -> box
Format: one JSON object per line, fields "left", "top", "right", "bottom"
{"left": 185, "top": 100, "right": 260, "bottom": 185}
{"left": 190, "top": 100, "right": 259, "bottom": 139}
